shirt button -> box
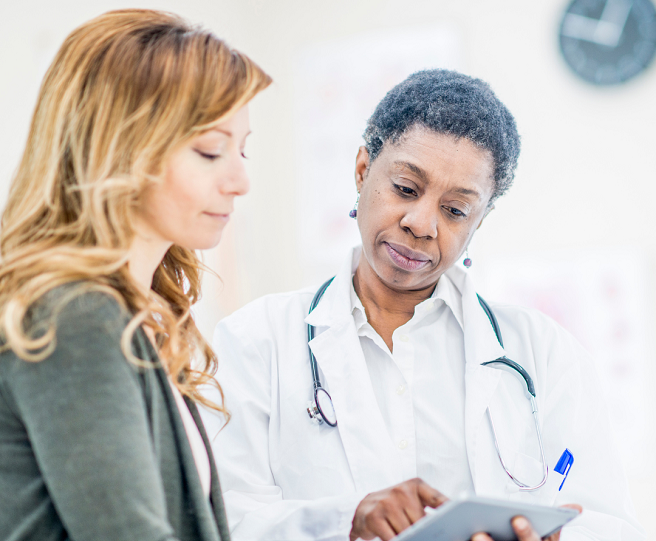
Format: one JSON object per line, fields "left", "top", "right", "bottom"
{"left": 399, "top": 334, "right": 410, "bottom": 343}
{"left": 396, "top": 385, "right": 406, "bottom": 395}
{"left": 424, "top": 300, "right": 435, "bottom": 311}
{"left": 398, "top": 439, "right": 408, "bottom": 450}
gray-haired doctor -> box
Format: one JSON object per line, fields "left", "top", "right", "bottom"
{"left": 201, "top": 70, "right": 644, "bottom": 541}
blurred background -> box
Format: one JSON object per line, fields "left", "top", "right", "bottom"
{"left": 2, "top": 0, "right": 655, "bottom": 536}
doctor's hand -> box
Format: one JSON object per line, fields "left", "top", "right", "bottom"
{"left": 349, "top": 478, "right": 448, "bottom": 541}
{"left": 471, "top": 504, "right": 582, "bottom": 541}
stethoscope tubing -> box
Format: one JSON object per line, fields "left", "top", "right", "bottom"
{"left": 307, "top": 277, "right": 335, "bottom": 391}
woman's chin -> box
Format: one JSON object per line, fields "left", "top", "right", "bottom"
{"left": 176, "top": 233, "right": 224, "bottom": 251}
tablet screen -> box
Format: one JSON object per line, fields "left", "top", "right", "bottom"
{"left": 394, "top": 496, "right": 578, "bottom": 541}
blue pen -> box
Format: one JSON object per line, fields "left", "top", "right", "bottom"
{"left": 555, "top": 449, "right": 574, "bottom": 491}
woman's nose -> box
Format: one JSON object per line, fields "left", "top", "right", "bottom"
{"left": 221, "top": 152, "right": 250, "bottom": 197}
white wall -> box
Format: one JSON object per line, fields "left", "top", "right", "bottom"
{"left": 2, "top": 0, "right": 655, "bottom": 536}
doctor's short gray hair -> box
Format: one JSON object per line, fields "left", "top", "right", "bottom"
{"left": 363, "top": 69, "right": 520, "bottom": 204}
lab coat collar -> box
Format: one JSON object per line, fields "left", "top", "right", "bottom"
{"left": 304, "top": 245, "right": 361, "bottom": 329}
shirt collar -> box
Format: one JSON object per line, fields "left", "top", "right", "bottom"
{"left": 348, "top": 260, "right": 465, "bottom": 332}
{"left": 305, "top": 245, "right": 506, "bottom": 366}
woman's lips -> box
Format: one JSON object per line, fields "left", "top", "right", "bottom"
{"left": 204, "top": 212, "right": 230, "bottom": 223}
{"left": 384, "top": 242, "right": 431, "bottom": 272}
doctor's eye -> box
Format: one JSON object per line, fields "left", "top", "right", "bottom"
{"left": 194, "top": 149, "right": 221, "bottom": 161}
{"left": 444, "top": 206, "right": 466, "bottom": 218}
{"left": 394, "top": 184, "right": 417, "bottom": 197}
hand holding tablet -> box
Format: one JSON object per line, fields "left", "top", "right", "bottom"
{"left": 350, "top": 479, "right": 581, "bottom": 541}
{"left": 350, "top": 478, "right": 449, "bottom": 541}
{"left": 394, "top": 496, "right": 580, "bottom": 541}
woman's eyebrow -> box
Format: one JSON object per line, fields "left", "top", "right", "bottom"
{"left": 392, "top": 160, "right": 428, "bottom": 181}
{"left": 210, "top": 127, "right": 232, "bottom": 136}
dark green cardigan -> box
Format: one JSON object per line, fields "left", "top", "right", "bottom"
{"left": 0, "top": 287, "right": 230, "bottom": 541}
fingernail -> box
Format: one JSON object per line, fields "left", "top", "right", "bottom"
{"left": 514, "top": 517, "right": 529, "bottom": 531}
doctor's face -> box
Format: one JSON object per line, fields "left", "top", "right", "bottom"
{"left": 137, "top": 106, "right": 251, "bottom": 251}
{"left": 355, "top": 125, "right": 495, "bottom": 292}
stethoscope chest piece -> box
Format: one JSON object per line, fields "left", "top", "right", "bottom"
{"left": 307, "top": 387, "right": 338, "bottom": 427}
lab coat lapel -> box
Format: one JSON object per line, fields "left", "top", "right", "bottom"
{"left": 447, "top": 267, "right": 511, "bottom": 495}
{"left": 305, "top": 248, "right": 403, "bottom": 493}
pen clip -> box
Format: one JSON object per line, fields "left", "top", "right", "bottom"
{"left": 554, "top": 449, "right": 574, "bottom": 491}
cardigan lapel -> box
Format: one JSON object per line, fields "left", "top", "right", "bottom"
{"left": 134, "top": 327, "right": 225, "bottom": 541}
{"left": 186, "top": 397, "right": 231, "bottom": 541}
{"left": 154, "top": 364, "right": 223, "bottom": 541}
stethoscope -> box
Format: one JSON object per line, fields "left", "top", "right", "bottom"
{"left": 306, "top": 277, "right": 549, "bottom": 492}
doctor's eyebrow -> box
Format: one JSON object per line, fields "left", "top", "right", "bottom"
{"left": 450, "top": 187, "right": 482, "bottom": 199}
{"left": 392, "top": 161, "right": 482, "bottom": 200}
{"left": 392, "top": 160, "right": 428, "bottom": 182}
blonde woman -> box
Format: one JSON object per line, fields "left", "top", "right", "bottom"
{"left": 0, "top": 10, "right": 270, "bottom": 541}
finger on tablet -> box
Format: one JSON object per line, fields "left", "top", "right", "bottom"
{"left": 375, "top": 519, "right": 398, "bottom": 541}
{"left": 416, "top": 479, "right": 448, "bottom": 509}
{"left": 383, "top": 503, "right": 412, "bottom": 535}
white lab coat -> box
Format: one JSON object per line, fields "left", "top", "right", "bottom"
{"left": 201, "top": 247, "right": 644, "bottom": 541}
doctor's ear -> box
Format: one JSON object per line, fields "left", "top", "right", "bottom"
{"left": 355, "top": 146, "right": 370, "bottom": 192}
{"left": 476, "top": 204, "right": 495, "bottom": 230}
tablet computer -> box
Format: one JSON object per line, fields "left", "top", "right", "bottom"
{"left": 394, "top": 496, "right": 578, "bottom": 541}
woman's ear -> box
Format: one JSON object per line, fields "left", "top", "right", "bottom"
{"left": 355, "top": 146, "right": 370, "bottom": 192}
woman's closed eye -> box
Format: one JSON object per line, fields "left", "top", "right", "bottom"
{"left": 194, "top": 149, "right": 221, "bottom": 161}
{"left": 394, "top": 184, "right": 417, "bottom": 197}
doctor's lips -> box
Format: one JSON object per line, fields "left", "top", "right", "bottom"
{"left": 384, "top": 242, "right": 431, "bottom": 271}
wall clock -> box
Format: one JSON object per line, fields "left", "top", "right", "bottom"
{"left": 559, "top": 0, "right": 656, "bottom": 85}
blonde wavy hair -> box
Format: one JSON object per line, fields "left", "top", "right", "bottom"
{"left": 0, "top": 9, "right": 271, "bottom": 412}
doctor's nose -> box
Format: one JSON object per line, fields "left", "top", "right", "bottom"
{"left": 400, "top": 204, "right": 438, "bottom": 239}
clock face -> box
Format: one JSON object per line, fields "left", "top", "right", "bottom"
{"left": 559, "top": 0, "right": 656, "bottom": 85}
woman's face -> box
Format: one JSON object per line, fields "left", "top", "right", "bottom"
{"left": 138, "top": 105, "right": 251, "bottom": 251}
{"left": 355, "top": 125, "right": 495, "bottom": 292}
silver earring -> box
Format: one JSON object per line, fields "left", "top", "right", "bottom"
{"left": 463, "top": 249, "right": 472, "bottom": 268}
{"left": 349, "top": 192, "right": 360, "bottom": 219}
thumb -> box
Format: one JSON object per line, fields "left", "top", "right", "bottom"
{"left": 560, "top": 503, "right": 583, "bottom": 514}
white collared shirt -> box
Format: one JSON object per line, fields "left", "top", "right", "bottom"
{"left": 350, "top": 274, "right": 475, "bottom": 498}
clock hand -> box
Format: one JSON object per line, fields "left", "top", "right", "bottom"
{"left": 562, "top": 0, "right": 633, "bottom": 47}
{"left": 597, "top": 0, "right": 633, "bottom": 43}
